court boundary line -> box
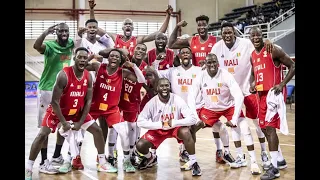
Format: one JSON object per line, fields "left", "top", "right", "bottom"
{"left": 78, "top": 170, "right": 99, "bottom": 180}
{"left": 249, "top": 127, "right": 295, "bottom": 136}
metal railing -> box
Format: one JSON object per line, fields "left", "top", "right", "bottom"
{"left": 242, "top": 28, "right": 294, "bottom": 41}
{"left": 25, "top": 52, "right": 44, "bottom": 79}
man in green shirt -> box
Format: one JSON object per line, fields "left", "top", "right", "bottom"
{"left": 33, "top": 22, "right": 75, "bottom": 174}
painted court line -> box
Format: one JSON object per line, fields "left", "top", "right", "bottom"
{"left": 78, "top": 170, "right": 99, "bottom": 180}
{"left": 249, "top": 127, "right": 295, "bottom": 136}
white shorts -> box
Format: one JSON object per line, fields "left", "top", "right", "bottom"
{"left": 37, "top": 90, "right": 52, "bottom": 128}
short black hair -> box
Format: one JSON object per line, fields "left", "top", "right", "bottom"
{"left": 179, "top": 46, "right": 192, "bottom": 54}
{"left": 206, "top": 53, "right": 217, "bottom": 59}
{"left": 75, "top": 47, "right": 89, "bottom": 54}
{"left": 85, "top": 19, "right": 98, "bottom": 26}
{"left": 108, "top": 48, "right": 125, "bottom": 66}
{"left": 136, "top": 43, "right": 147, "bottom": 50}
{"left": 220, "top": 21, "right": 235, "bottom": 32}
{"left": 196, "top": 15, "right": 209, "bottom": 23}
{"left": 157, "top": 78, "right": 170, "bottom": 86}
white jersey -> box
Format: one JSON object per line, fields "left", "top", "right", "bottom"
{"left": 210, "top": 37, "right": 254, "bottom": 96}
{"left": 192, "top": 68, "right": 244, "bottom": 124}
{"left": 137, "top": 93, "right": 197, "bottom": 130}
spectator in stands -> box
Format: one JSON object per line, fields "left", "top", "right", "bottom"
{"left": 236, "top": 21, "right": 243, "bottom": 33}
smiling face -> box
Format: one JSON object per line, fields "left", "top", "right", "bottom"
{"left": 133, "top": 44, "right": 147, "bottom": 60}
{"left": 155, "top": 33, "right": 168, "bottom": 51}
{"left": 108, "top": 50, "right": 121, "bottom": 69}
{"left": 56, "top": 23, "right": 69, "bottom": 43}
{"left": 74, "top": 50, "right": 89, "bottom": 72}
{"left": 221, "top": 26, "right": 235, "bottom": 48}
{"left": 157, "top": 78, "right": 171, "bottom": 101}
{"left": 197, "top": 20, "right": 208, "bottom": 38}
{"left": 249, "top": 27, "right": 264, "bottom": 49}
{"left": 86, "top": 21, "right": 98, "bottom": 40}
{"left": 205, "top": 54, "right": 219, "bottom": 77}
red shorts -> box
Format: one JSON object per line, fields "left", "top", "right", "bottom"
{"left": 90, "top": 106, "right": 124, "bottom": 128}
{"left": 41, "top": 107, "right": 94, "bottom": 133}
{"left": 141, "top": 127, "right": 182, "bottom": 149}
{"left": 258, "top": 90, "right": 286, "bottom": 129}
{"left": 121, "top": 110, "right": 139, "bottom": 122}
{"left": 244, "top": 94, "right": 259, "bottom": 119}
{"left": 199, "top": 107, "right": 245, "bottom": 127}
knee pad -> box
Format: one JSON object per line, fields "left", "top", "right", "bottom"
{"left": 243, "top": 133, "right": 254, "bottom": 146}
{"left": 108, "top": 127, "right": 118, "bottom": 144}
{"left": 239, "top": 118, "right": 251, "bottom": 135}
{"left": 231, "top": 126, "right": 241, "bottom": 142}
{"left": 127, "top": 122, "right": 137, "bottom": 146}
{"left": 114, "top": 122, "right": 130, "bottom": 151}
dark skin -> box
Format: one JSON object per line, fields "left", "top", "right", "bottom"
{"left": 249, "top": 27, "right": 295, "bottom": 151}
{"left": 84, "top": 1, "right": 173, "bottom": 44}
{"left": 135, "top": 79, "right": 196, "bottom": 157}
{"left": 28, "top": 50, "right": 106, "bottom": 161}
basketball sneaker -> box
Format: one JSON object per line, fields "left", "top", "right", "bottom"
{"left": 39, "top": 159, "right": 59, "bottom": 174}
{"left": 113, "top": 150, "right": 118, "bottom": 164}
{"left": 230, "top": 154, "right": 247, "bottom": 168}
{"left": 96, "top": 155, "right": 107, "bottom": 164}
{"left": 107, "top": 156, "right": 116, "bottom": 166}
{"left": 25, "top": 169, "right": 32, "bottom": 180}
{"left": 130, "top": 153, "right": 140, "bottom": 167}
{"left": 250, "top": 162, "right": 261, "bottom": 175}
{"left": 216, "top": 150, "right": 226, "bottom": 164}
{"left": 260, "top": 164, "right": 280, "bottom": 180}
{"left": 179, "top": 150, "right": 189, "bottom": 163}
{"left": 192, "top": 162, "right": 202, "bottom": 176}
{"left": 277, "top": 159, "right": 287, "bottom": 170}
{"left": 59, "top": 162, "right": 72, "bottom": 173}
{"left": 148, "top": 155, "right": 158, "bottom": 167}
{"left": 123, "top": 159, "right": 136, "bottom": 173}
{"left": 72, "top": 155, "right": 84, "bottom": 170}
{"left": 180, "top": 161, "right": 193, "bottom": 171}
{"left": 97, "top": 162, "right": 118, "bottom": 173}
{"left": 137, "top": 153, "right": 156, "bottom": 170}
{"left": 261, "top": 151, "right": 271, "bottom": 170}
{"left": 51, "top": 154, "right": 64, "bottom": 166}
{"left": 222, "top": 152, "right": 236, "bottom": 164}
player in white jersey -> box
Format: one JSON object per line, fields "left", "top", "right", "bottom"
{"left": 210, "top": 22, "right": 272, "bottom": 169}
{"left": 135, "top": 78, "right": 201, "bottom": 176}
{"left": 152, "top": 47, "right": 231, "bottom": 164}
{"left": 190, "top": 53, "right": 261, "bottom": 175}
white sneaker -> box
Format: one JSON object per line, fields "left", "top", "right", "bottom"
{"left": 230, "top": 154, "right": 247, "bottom": 168}
{"left": 180, "top": 161, "right": 193, "bottom": 171}
{"left": 39, "top": 159, "right": 59, "bottom": 174}
{"left": 250, "top": 162, "right": 261, "bottom": 175}
{"left": 97, "top": 162, "right": 118, "bottom": 173}
{"left": 59, "top": 162, "right": 72, "bottom": 173}
{"left": 51, "top": 155, "right": 64, "bottom": 166}
{"left": 261, "top": 151, "right": 271, "bottom": 170}
{"left": 25, "top": 169, "right": 32, "bottom": 180}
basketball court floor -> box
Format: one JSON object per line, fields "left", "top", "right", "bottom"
{"left": 25, "top": 98, "right": 295, "bottom": 180}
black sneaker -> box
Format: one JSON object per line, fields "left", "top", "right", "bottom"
{"left": 223, "top": 152, "right": 236, "bottom": 163}
{"left": 107, "top": 156, "right": 116, "bottom": 166}
{"left": 179, "top": 150, "right": 189, "bottom": 163}
{"left": 277, "top": 159, "right": 287, "bottom": 170}
{"left": 137, "top": 154, "right": 155, "bottom": 170}
{"left": 260, "top": 164, "right": 280, "bottom": 180}
{"left": 148, "top": 155, "right": 158, "bottom": 167}
{"left": 192, "top": 162, "right": 202, "bottom": 176}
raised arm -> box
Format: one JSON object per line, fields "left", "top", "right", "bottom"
{"left": 99, "top": 48, "right": 129, "bottom": 58}
{"left": 137, "top": 100, "right": 163, "bottom": 130}
{"left": 136, "top": 5, "right": 173, "bottom": 44}
{"left": 168, "top": 20, "right": 191, "bottom": 49}
{"left": 77, "top": 73, "right": 93, "bottom": 125}
{"left": 85, "top": 61, "right": 101, "bottom": 73}
{"left": 88, "top": 0, "right": 96, "bottom": 19}
{"left": 122, "top": 61, "right": 146, "bottom": 83}
{"left": 51, "top": 71, "right": 68, "bottom": 126}
{"left": 33, "top": 24, "right": 58, "bottom": 54}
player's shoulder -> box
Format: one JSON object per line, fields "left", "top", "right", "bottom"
{"left": 238, "top": 37, "right": 251, "bottom": 45}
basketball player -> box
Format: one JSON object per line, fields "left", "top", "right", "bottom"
{"left": 190, "top": 53, "right": 261, "bottom": 175}
{"left": 210, "top": 22, "right": 273, "bottom": 169}
{"left": 25, "top": 47, "right": 117, "bottom": 180}
{"left": 135, "top": 78, "right": 202, "bottom": 176}
{"left": 168, "top": 16, "right": 227, "bottom": 163}
{"left": 33, "top": 22, "right": 79, "bottom": 173}
{"left": 85, "top": 48, "right": 146, "bottom": 173}
{"left": 249, "top": 27, "right": 295, "bottom": 180}
{"left": 147, "top": 32, "right": 175, "bottom": 70}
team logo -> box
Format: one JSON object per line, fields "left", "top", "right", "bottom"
{"left": 100, "top": 75, "right": 104, "bottom": 79}
{"left": 106, "top": 79, "right": 111, "bottom": 84}
{"left": 158, "top": 110, "right": 162, "bottom": 114}
{"left": 83, "top": 79, "right": 87, "bottom": 86}
{"left": 192, "top": 74, "right": 196, "bottom": 78}
{"left": 257, "top": 58, "right": 260, "bottom": 62}
{"left": 177, "top": 73, "right": 180, "bottom": 76}
{"left": 193, "top": 46, "right": 197, "bottom": 49}
{"left": 221, "top": 54, "right": 224, "bottom": 58}
{"left": 70, "top": 83, "right": 74, "bottom": 87}
{"left": 208, "top": 43, "right": 213, "bottom": 47}
{"left": 201, "top": 47, "right": 205, "bottom": 50}
{"left": 263, "top": 51, "right": 267, "bottom": 57}
{"left": 203, "top": 83, "right": 207, "bottom": 87}
{"left": 77, "top": 85, "right": 81, "bottom": 89}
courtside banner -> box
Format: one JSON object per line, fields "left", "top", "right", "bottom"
{"left": 25, "top": 81, "right": 38, "bottom": 98}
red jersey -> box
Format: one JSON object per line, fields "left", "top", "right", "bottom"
{"left": 251, "top": 47, "right": 283, "bottom": 91}
{"left": 90, "top": 64, "right": 123, "bottom": 112}
{"left": 119, "top": 61, "right": 148, "bottom": 112}
{"left": 190, "top": 35, "right": 217, "bottom": 66}
{"left": 114, "top": 34, "right": 137, "bottom": 59}
{"left": 147, "top": 48, "right": 174, "bottom": 70}
{"left": 140, "top": 85, "right": 156, "bottom": 111}
{"left": 59, "top": 67, "right": 90, "bottom": 119}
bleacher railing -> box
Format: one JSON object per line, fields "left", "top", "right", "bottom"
{"left": 25, "top": 52, "right": 43, "bottom": 79}
{"left": 242, "top": 28, "right": 294, "bottom": 41}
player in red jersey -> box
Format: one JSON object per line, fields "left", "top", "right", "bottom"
{"left": 25, "top": 47, "right": 117, "bottom": 180}
{"left": 249, "top": 27, "right": 295, "bottom": 180}
{"left": 147, "top": 32, "right": 175, "bottom": 70}
{"left": 168, "top": 15, "right": 219, "bottom": 67}
{"left": 86, "top": 48, "right": 146, "bottom": 173}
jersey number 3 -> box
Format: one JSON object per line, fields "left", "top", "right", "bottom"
{"left": 73, "top": 99, "right": 78, "bottom": 107}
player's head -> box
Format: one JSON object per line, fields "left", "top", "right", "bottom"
{"left": 179, "top": 47, "right": 192, "bottom": 67}
{"left": 205, "top": 53, "right": 219, "bottom": 76}
{"left": 249, "top": 27, "right": 264, "bottom": 49}
{"left": 155, "top": 32, "right": 168, "bottom": 51}
{"left": 221, "top": 21, "right": 236, "bottom": 47}
{"left": 157, "top": 78, "right": 171, "bottom": 101}
{"left": 73, "top": 47, "right": 89, "bottom": 72}
{"left": 145, "top": 71, "right": 157, "bottom": 87}
{"left": 107, "top": 49, "right": 124, "bottom": 69}
{"left": 122, "top": 18, "right": 134, "bottom": 37}
{"left": 85, "top": 19, "right": 98, "bottom": 40}
{"left": 196, "top": 15, "right": 209, "bottom": 38}
{"left": 56, "top": 23, "right": 69, "bottom": 43}
{"left": 133, "top": 43, "right": 147, "bottom": 60}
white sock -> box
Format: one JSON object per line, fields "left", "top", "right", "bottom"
{"left": 64, "top": 153, "right": 72, "bottom": 163}
{"left": 277, "top": 145, "right": 284, "bottom": 161}
{"left": 270, "top": 151, "right": 278, "bottom": 168}
{"left": 26, "top": 160, "right": 35, "bottom": 170}
{"left": 150, "top": 148, "right": 156, "bottom": 155}
{"left": 214, "top": 138, "right": 222, "bottom": 150}
{"left": 248, "top": 150, "right": 257, "bottom": 163}
{"left": 144, "top": 152, "right": 151, "bottom": 159}
{"left": 260, "top": 142, "right": 267, "bottom": 152}
{"left": 224, "top": 146, "right": 230, "bottom": 154}
{"left": 129, "top": 147, "right": 134, "bottom": 156}
{"left": 124, "top": 154, "right": 130, "bottom": 161}
{"left": 98, "top": 154, "right": 106, "bottom": 165}
{"left": 108, "top": 145, "right": 114, "bottom": 157}
{"left": 188, "top": 154, "right": 197, "bottom": 165}
{"left": 236, "top": 147, "right": 243, "bottom": 156}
